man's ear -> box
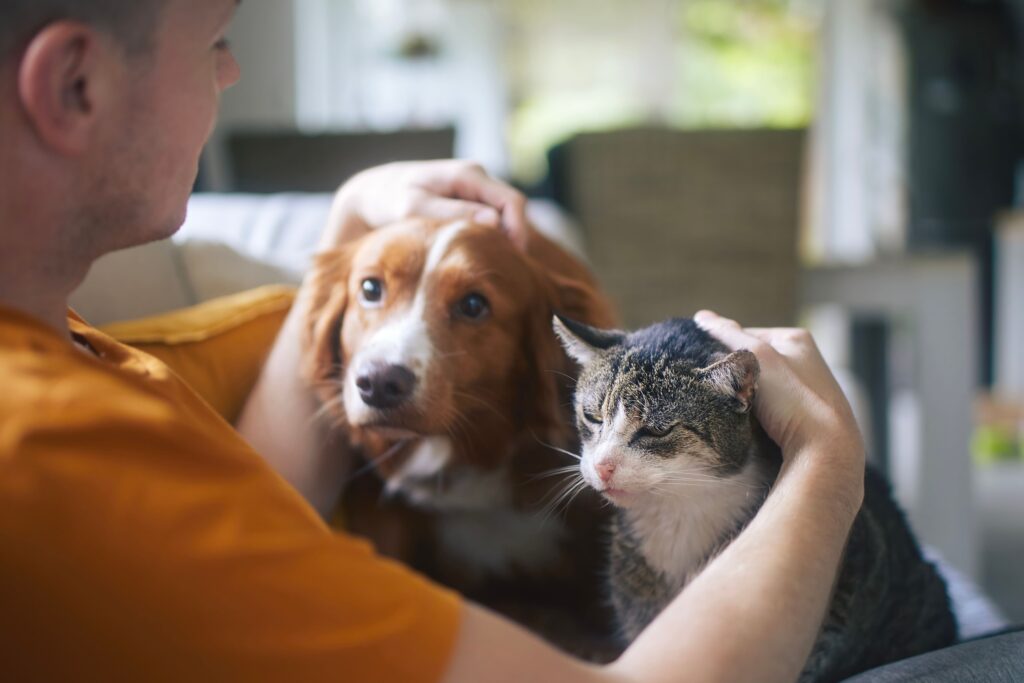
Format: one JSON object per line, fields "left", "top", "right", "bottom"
{"left": 697, "top": 350, "right": 760, "bottom": 413}
{"left": 552, "top": 315, "right": 626, "bottom": 366}
{"left": 18, "top": 22, "right": 113, "bottom": 154}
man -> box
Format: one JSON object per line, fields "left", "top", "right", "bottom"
{"left": 0, "top": 1, "right": 867, "bottom": 681}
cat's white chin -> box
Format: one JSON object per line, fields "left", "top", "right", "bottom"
{"left": 599, "top": 487, "right": 635, "bottom": 506}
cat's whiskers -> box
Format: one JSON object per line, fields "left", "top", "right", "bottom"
{"left": 529, "top": 464, "right": 582, "bottom": 482}
{"left": 537, "top": 474, "right": 590, "bottom": 524}
{"left": 546, "top": 369, "right": 578, "bottom": 385}
{"left": 557, "top": 477, "right": 592, "bottom": 515}
{"left": 529, "top": 430, "right": 583, "bottom": 461}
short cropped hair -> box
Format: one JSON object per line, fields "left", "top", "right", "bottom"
{"left": 1, "top": 0, "right": 166, "bottom": 60}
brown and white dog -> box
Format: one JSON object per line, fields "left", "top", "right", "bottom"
{"left": 302, "top": 217, "right": 618, "bottom": 652}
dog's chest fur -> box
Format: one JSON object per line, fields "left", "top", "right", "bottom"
{"left": 439, "top": 507, "right": 568, "bottom": 581}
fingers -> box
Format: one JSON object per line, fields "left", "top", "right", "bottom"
{"left": 695, "top": 311, "right": 815, "bottom": 364}
{"left": 331, "top": 160, "right": 531, "bottom": 251}
{"left": 697, "top": 310, "right": 850, "bottom": 418}
{"left": 415, "top": 195, "right": 502, "bottom": 228}
{"left": 693, "top": 310, "right": 766, "bottom": 354}
{"left": 744, "top": 327, "right": 818, "bottom": 357}
{"left": 419, "top": 161, "right": 530, "bottom": 250}
{"left": 695, "top": 311, "right": 864, "bottom": 467}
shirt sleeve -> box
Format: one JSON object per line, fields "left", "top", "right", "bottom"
{"left": 0, "top": 383, "right": 462, "bottom": 683}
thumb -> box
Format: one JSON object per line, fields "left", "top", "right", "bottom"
{"left": 416, "top": 196, "right": 500, "bottom": 228}
{"left": 694, "top": 310, "right": 759, "bottom": 352}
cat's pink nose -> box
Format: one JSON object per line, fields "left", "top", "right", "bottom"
{"left": 596, "top": 460, "right": 617, "bottom": 483}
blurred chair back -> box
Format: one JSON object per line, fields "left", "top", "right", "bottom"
{"left": 226, "top": 127, "right": 456, "bottom": 192}
{"left": 549, "top": 127, "right": 805, "bottom": 328}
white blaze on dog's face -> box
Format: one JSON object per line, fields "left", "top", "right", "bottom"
{"left": 342, "top": 220, "right": 471, "bottom": 429}
{"left": 307, "top": 218, "right": 577, "bottom": 502}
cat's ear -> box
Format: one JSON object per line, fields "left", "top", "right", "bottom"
{"left": 697, "top": 350, "right": 759, "bottom": 413}
{"left": 552, "top": 315, "right": 626, "bottom": 365}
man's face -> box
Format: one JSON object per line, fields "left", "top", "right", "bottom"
{"left": 91, "top": 0, "right": 240, "bottom": 249}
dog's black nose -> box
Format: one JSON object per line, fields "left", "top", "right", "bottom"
{"left": 355, "top": 363, "right": 417, "bottom": 409}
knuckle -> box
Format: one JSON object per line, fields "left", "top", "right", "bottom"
{"left": 790, "top": 328, "right": 812, "bottom": 340}
{"left": 747, "top": 339, "right": 774, "bottom": 357}
{"left": 396, "top": 192, "right": 420, "bottom": 217}
{"left": 719, "top": 317, "right": 742, "bottom": 332}
{"left": 781, "top": 328, "right": 813, "bottom": 345}
{"left": 457, "top": 160, "right": 486, "bottom": 176}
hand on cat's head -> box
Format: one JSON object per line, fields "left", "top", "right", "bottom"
{"left": 693, "top": 310, "right": 864, "bottom": 474}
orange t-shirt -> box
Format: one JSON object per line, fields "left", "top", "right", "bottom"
{"left": 0, "top": 306, "right": 461, "bottom": 682}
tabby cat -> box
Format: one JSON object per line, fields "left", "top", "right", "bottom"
{"left": 553, "top": 315, "right": 957, "bottom": 682}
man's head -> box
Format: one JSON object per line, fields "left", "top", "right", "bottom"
{"left": 1, "top": 1, "right": 166, "bottom": 61}
{"left": 0, "top": 0, "right": 240, "bottom": 278}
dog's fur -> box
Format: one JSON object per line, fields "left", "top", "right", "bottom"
{"left": 302, "top": 218, "right": 619, "bottom": 655}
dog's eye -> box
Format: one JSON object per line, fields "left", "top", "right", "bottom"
{"left": 455, "top": 292, "right": 490, "bottom": 320}
{"left": 361, "top": 278, "right": 384, "bottom": 305}
{"left": 637, "top": 423, "right": 675, "bottom": 439}
{"left": 582, "top": 410, "right": 603, "bottom": 426}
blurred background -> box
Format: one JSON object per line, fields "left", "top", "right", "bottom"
{"left": 80, "top": 0, "right": 1024, "bottom": 624}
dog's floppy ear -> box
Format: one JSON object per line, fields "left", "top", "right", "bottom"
{"left": 301, "top": 246, "right": 354, "bottom": 400}
{"left": 522, "top": 226, "right": 618, "bottom": 330}
{"left": 521, "top": 260, "right": 619, "bottom": 442}
{"left": 544, "top": 269, "right": 618, "bottom": 331}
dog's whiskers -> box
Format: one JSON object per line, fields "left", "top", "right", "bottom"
{"left": 342, "top": 438, "right": 410, "bottom": 487}
{"left": 309, "top": 389, "right": 346, "bottom": 429}
{"left": 452, "top": 390, "right": 511, "bottom": 425}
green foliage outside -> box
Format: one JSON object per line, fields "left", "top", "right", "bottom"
{"left": 675, "top": 0, "right": 815, "bottom": 127}
{"left": 506, "top": 0, "right": 816, "bottom": 183}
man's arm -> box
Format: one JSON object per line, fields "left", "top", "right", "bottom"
{"left": 234, "top": 287, "right": 344, "bottom": 515}
{"left": 442, "top": 449, "right": 860, "bottom": 683}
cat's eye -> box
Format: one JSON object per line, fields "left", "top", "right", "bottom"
{"left": 361, "top": 278, "right": 384, "bottom": 306}
{"left": 638, "top": 423, "right": 676, "bottom": 439}
{"left": 582, "top": 410, "right": 603, "bottom": 426}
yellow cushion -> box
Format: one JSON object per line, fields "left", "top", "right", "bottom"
{"left": 100, "top": 285, "right": 296, "bottom": 423}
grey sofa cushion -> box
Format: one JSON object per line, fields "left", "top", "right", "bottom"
{"left": 844, "top": 628, "right": 1024, "bottom": 682}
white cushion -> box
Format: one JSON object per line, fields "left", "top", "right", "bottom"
{"left": 70, "top": 239, "right": 193, "bottom": 326}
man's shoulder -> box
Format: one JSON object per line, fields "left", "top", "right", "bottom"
{"left": 0, "top": 340, "right": 171, "bottom": 432}
{"left": 0, "top": 310, "right": 218, "bottom": 439}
